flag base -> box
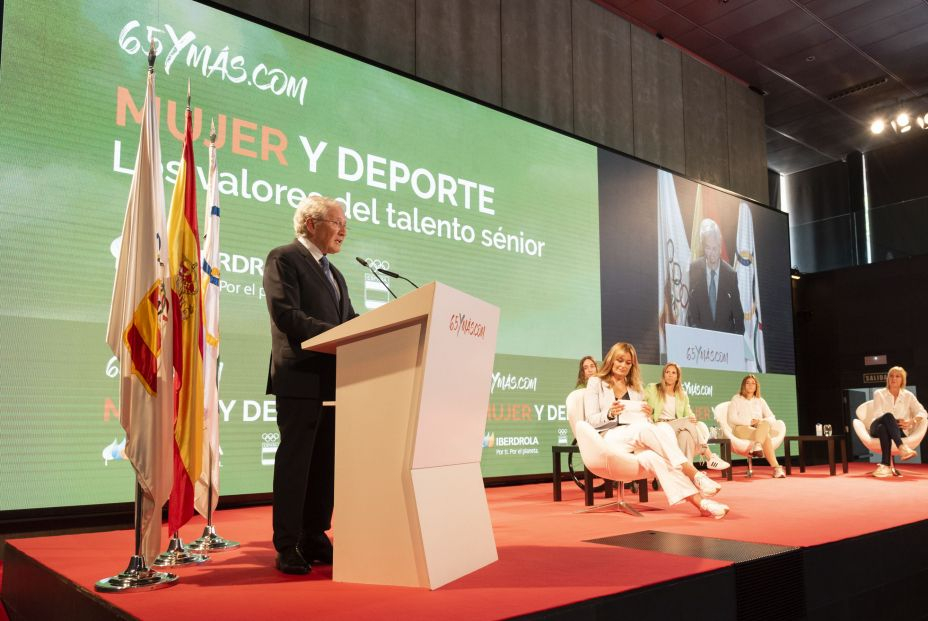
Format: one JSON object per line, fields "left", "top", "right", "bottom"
{"left": 95, "top": 555, "right": 178, "bottom": 592}
{"left": 185, "top": 524, "right": 240, "bottom": 553}
{"left": 152, "top": 533, "right": 208, "bottom": 567}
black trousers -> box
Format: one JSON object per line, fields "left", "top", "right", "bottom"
{"left": 272, "top": 396, "right": 335, "bottom": 552}
{"left": 869, "top": 412, "right": 906, "bottom": 466}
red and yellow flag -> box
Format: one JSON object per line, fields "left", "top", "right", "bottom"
{"left": 167, "top": 88, "right": 204, "bottom": 533}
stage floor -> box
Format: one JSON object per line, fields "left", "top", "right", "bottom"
{"left": 3, "top": 462, "right": 928, "bottom": 620}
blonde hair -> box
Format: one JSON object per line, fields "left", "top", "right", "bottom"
{"left": 886, "top": 366, "right": 907, "bottom": 389}
{"left": 595, "top": 343, "right": 643, "bottom": 393}
{"left": 658, "top": 362, "right": 684, "bottom": 399}
{"left": 739, "top": 374, "right": 761, "bottom": 398}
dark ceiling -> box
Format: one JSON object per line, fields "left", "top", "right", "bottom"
{"left": 599, "top": 0, "right": 928, "bottom": 175}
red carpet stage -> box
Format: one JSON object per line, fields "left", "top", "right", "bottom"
{"left": 3, "top": 463, "right": 928, "bottom": 620}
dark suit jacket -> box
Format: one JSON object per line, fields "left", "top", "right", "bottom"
{"left": 686, "top": 257, "right": 745, "bottom": 334}
{"left": 263, "top": 240, "right": 357, "bottom": 399}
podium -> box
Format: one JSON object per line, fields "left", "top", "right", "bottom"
{"left": 302, "top": 282, "right": 499, "bottom": 589}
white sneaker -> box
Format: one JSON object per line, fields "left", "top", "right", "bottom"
{"left": 694, "top": 471, "right": 721, "bottom": 498}
{"left": 872, "top": 464, "right": 893, "bottom": 478}
{"left": 699, "top": 498, "right": 730, "bottom": 519}
{"left": 705, "top": 452, "right": 730, "bottom": 471}
{"left": 772, "top": 466, "right": 786, "bottom": 478}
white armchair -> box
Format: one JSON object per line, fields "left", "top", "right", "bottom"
{"left": 714, "top": 401, "right": 786, "bottom": 477}
{"left": 566, "top": 388, "right": 653, "bottom": 516}
{"left": 853, "top": 400, "right": 927, "bottom": 471}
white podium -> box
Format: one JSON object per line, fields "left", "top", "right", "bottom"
{"left": 303, "top": 281, "right": 499, "bottom": 589}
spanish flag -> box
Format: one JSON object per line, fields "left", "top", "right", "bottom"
{"left": 167, "top": 84, "right": 204, "bottom": 533}
{"left": 105, "top": 55, "right": 173, "bottom": 565}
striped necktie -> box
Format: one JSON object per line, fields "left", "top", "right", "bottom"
{"left": 319, "top": 255, "right": 340, "bottom": 303}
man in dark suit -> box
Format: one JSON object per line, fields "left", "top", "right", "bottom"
{"left": 263, "top": 194, "right": 357, "bottom": 574}
{"left": 686, "top": 218, "right": 744, "bottom": 335}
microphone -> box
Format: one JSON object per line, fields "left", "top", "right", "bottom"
{"left": 377, "top": 267, "right": 419, "bottom": 289}
{"left": 356, "top": 257, "right": 396, "bottom": 299}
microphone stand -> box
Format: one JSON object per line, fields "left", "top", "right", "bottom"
{"left": 377, "top": 268, "right": 419, "bottom": 289}
{"left": 356, "top": 257, "right": 397, "bottom": 299}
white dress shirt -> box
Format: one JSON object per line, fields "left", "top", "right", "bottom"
{"left": 870, "top": 388, "right": 927, "bottom": 424}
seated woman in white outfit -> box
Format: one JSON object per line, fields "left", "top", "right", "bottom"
{"left": 644, "top": 362, "right": 729, "bottom": 470}
{"left": 869, "top": 366, "right": 925, "bottom": 478}
{"left": 583, "top": 342, "right": 730, "bottom": 518}
{"left": 728, "top": 374, "right": 785, "bottom": 478}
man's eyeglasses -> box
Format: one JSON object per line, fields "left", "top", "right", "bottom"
{"left": 315, "top": 218, "right": 348, "bottom": 230}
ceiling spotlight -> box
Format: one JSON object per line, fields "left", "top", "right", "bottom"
{"left": 896, "top": 112, "right": 911, "bottom": 133}
{"left": 918, "top": 113, "right": 928, "bottom": 130}
{"left": 871, "top": 119, "right": 885, "bottom": 134}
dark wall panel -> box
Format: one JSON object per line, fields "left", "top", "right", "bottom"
{"left": 212, "top": 0, "right": 769, "bottom": 214}
{"left": 789, "top": 216, "right": 856, "bottom": 274}
{"left": 785, "top": 161, "right": 850, "bottom": 227}
{"left": 727, "top": 77, "right": 769, "bottom": 205}
{"left": 868, "top": 197, "right": 928, "bottom": 262}
{"left": 500, "top": 0, "right": 573, "bottom": 132}
{"left": 310, "top": 0, "right": 416, "bottom": 74}
{"left": 217, "top": 0, "right": 310, "bottom": 35}
{"left": 416, "top": 0, "right": 502, "bottom": 106}
{"left": 630, "top": 27, "right": 685, "bottom": 174}
{"left": 682, "top": 55, "right": 729, "bottom": 189}
{"left": 866, "top": 132, "right": 928, "bottom": 208}
{"left": 570, "top": 0, "right": 633, "bottom": 154}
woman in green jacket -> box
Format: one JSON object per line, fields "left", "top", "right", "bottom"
{"left": 645, "top": 363, "right": 729, "bottom": 471}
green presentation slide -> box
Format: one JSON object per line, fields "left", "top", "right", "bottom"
{"left": 0, "top": 0, "right": 603, "bottom": 510}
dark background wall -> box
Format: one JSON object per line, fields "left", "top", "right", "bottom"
{"left": 785, "top": 132, "right": 928, "bottom": 451}
{"left": 793, "top": 255, "right": 928, "bottom": 443}
{"left": 210, "top": 0, "right": 769, "bottom": 205}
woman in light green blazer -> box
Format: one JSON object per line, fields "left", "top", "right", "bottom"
{"left": 644, "top": 362, "right": 728, "bottom": 471}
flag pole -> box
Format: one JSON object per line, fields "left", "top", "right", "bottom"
{"left": 96, "top": 480, "right": 178, "bottom": 591}
{"left": 185, "top": 120, "right": 238, "bottom": 553}
{"left": 187, "top": 443, "right": 240, "bottom": 552}
{"left": 153, "top": 529, "right": 207, "bottom": 566}
{"left": 154, "top": 79, "right": 208, "bottom": 568}
{"left": 96, "top": 42, "right": 179, "bottom": 594}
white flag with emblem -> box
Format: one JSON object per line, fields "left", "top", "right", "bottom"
{"left": 657, "top": 170, "right": 691, "bottom": 358}
{"left": 734, "top": 202, "right": 766, "bottom": 373}
{"left": 195, "top": 122, "right": 222, "bottom": 518}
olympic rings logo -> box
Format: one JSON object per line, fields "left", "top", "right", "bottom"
{"left": 665, "top": 240, "right": 690, "bottom": 319}
{"left": 365, "top": 259, "right": 390, "bottom": 271}
{"left": 261, "top": 432, "right": 280, "bottom": 443}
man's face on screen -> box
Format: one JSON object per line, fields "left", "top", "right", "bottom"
{"left": 703, "top": 236, "right": 721, "bottom": 271}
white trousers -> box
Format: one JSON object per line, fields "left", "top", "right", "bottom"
{"left": 603, "top": 422, "right": 698, "bottom": 506}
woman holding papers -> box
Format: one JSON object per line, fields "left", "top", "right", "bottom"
{"left": 584, "top": 343, "right": 730, "bottom": 518}
{"left": 644, "top": 363, "right": 729, "bottom": 470}
{"left": 728, "top": 375, "right": 785, "bottom": 478}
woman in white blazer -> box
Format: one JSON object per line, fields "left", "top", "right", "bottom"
{"left": 583, "top": 342, "right": 729, "bottom": 519}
